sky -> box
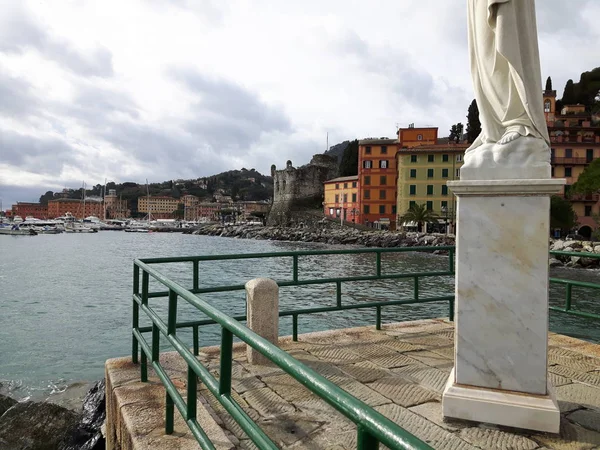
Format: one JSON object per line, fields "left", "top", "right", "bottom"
{"left": 0, "top": 0, "right": 598, "bottom": 208}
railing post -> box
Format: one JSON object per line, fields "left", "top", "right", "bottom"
{"left": 336, "top": 281, "right": 342, "bottom": 308}
{"left": 165, "top": 392, "right": 174, "bottom": 434}
{"left": 142, "top": 270, "right": 149, "bottom": 305}
{"left": 292, "top": 314, "right": 298, "bottom": 341}
{"left": 357, "top": 426, "right": 378, "bottom": 449}
{"left": 132, "top": 264, "right": 140, "bottom": 364}
{"left": 414, "top": 276, "right": 419, "bottom": 301}
{"left": 140, "top": 351, "right": 148, "bottom": 382}
{"left": 376, "top": 306, "right": 382, "bottom": 330}
{"left": 565, "top": 283, "right": 572, "bottom": 311}
{"left": 193, "top": 260, "right": 199, "bottom": 291}
{"left": 187, "top": 366, "right": 197, "bottom": 421}
{"left": 219, "top": 328, "right": 233, "bottom": 396}
{"left": 167, "top": 289, "right": 178, "bottom": 335}
{"left": 449, "top": 248, "right": 455, "bottom": 274}
{"left": 193, "top": 325, "right": 199, "bottom": 356}
{"left": 449, "top": 298, "right": 455, "bottom": 322}
{"left": 292, "top": 255, "right": 299, "bottom": 283}
{"left": 376, "top": 252, "right": 382, "bottom": 277}
{"left": 245, "top": 278, "right": 279, "bottom": 365}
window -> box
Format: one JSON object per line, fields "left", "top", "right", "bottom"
{"left": 364, "top": 190, "right": 370, "bottom": 199}
{"left": 392, "top": 205, "right": 397, "bottom": 214}
{"left": 585, "top": 205, "right": 592, "bottom": 217}
{"left": 442, "top": 154, "right": 449, "bottom": 162}
{"left": 343, "top": 194, "right": 348, "bottom": 202}
{"left": 565, "top": 148, "right": 573, "bottom": 158}
{"left": 428, "top": 155, "right": 434, "bottom": 162}
{"left": 352, "top": 181, "right": 357, "bottom": 188}
{"left": 335, "top": 194, "right": 339, "bottom": 203}
{"left": 456, "top": 168, "right": 461, "bottom": 177}
{"left": 409, "top": 185, "right": 416, "bottom": 195}
{"left": 379, "top": 205, "right": 386, "bottom": 214}
{"left": 410, "top": 169, "right": 417, "bottom": 178}
{"left": 587, "top": 149, "right": 594, "bottom": 163}
{"left": 364, "top": 176, "right": 371, "bottom": 185}
{"left": 409, "top": 201, "right": 416, "bottom": 209}
{"left": 410, "top": 155, "right": 417, "bottom": 163}
{"left": 335, "top": 183, "right": 339, "bottom": 189}
{"left": 426, "top": 201, "right": 433, "bottom": 211}
{"left": 344, "top": 183, "right": 348, "bottom": 188}
{"left": 380, "top": 176, "right": 387, "bottom": 185}
{"left": 417, "top": 134, "right": 423, "bottom": 141}
{"left": 442, "top": 185, "right": 448, "bottom": 196}
{"left": 381, "top": 145, "right": 387, "bottom": 154}
{"left": 380, "top": 160, "right": 389, "bottom": 169}
{"left": 442, "top": 168, "right": 449, "bottom": 178}
{"left": 352, "top": 193, "right": 357, "bottom": 202}
{"left": 427, "top": 168, "right": 434, "bottom": 178}
{"left": 457, "top": 154, "right": 463, "bottom": 162}
{"left": 441, "top": 201, "right": 448, "bottom": 209}
{"left": 565, "top": 167, "right": 572, "bottom": 177}
{"left": 379, "top": 190, "right": 386, "bottom": 200}
{"left": 365, "top": 146, "right": 372, "bottom": 154}
{"left": 544, "top": 100, "right": 551, "bottom": 113}
{"left": 363, "top": 205, "right": 370, "bottom": 214}
{"left": 551, "top": 167, "right": 555, "bottom": 177}
{"left": 363, "top": 160, "right": 372, "bottom": 169}
{"left": 427, "top": 185, "right": 434, "bottom": 195}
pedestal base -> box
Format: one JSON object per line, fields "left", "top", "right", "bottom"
{"left": 442, "top": 369, "right": 560, "bottom": 433}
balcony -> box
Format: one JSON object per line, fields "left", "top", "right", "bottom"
{"left": 551, "top": 157, "right": 588, "bottom": 165}
{"left": 570, "top": 193, "right": 600, "bottom": 202}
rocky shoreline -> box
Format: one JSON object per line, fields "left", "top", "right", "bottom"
{"left": 549, "top": 240, "right": 600, "bottom": 268}
{"left": 0, "top": 380, "right": 105, "bottom": 450}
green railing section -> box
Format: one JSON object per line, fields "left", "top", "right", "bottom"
{"left": 132, "top": 246, "right": 456, "bottom": 450}
{"left": 549, "top": 250, "right": 600, "bottom": 320}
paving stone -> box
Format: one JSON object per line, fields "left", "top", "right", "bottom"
{"left": 256, "top": 415, "right": 325, "bottom": 447}
{"left": 293, "top": 399, "right": 355, "bottom": 432}
{"left": 375, "top": 403, "right": 477, "bottom": 450}
{"left": 391, "top": 365, "right": 450, "bottom": 394}
{"left": 548, "top": 354, "right": 598, "bottom": 372}
{"left": 294, "top": 428, "right": 356, "bottom": 450}
{"left": 264, "top": 373, "right": 318, "bottom": 404}
{"left": 567, "top": 409, "right": 600, "bottom": 433}
{"left": 242, "top": 387, "right": 295, "bottom": 418}
{"left": 549, "top": 364, "right": 584, "bottom": 379}
{"left": 409, "top": 401, "right": 468, "bottom": 432}
{"left": 574, "top": 371, "right": 600, "bottom": 388}
{"left": 337, "top": 360, "right": 392, "bottom": 383}
{"left": 338, "top": 380, "right": 391, "bottom": 407}
{"left": 307, "top": 346, "right": 363, "bottom": 364}
{"left": 406, "top": 350, "right": 455, "bottom": 369}
{"left": 369, "top": 352, "right": 416, "bottom": 369}
{"left": 458, "top": 427, "right": 539, "bottom": 450}
{"left": 532, "top": 418, "right": 600, "bottom": 450}
{"left": 395, "top": 334, "right": 453, "bottom": 348}
{"left": 345, "top": 342, "right": 404, "bottom": 359}
{"left": 429, "top": 329, "right": 455, "bottom": 341}
{"left": 384, "top": 319, "right": 452, "bottom": 334}
{"left": 369, "top": 377, "right": 440, "bottom": 407}
{"left": 231, "top": 363, "right": 266, "bottom": 394}
{"left": 378, "top": 338, "right": 425, "bottom": 352}
{"left": 549, "top": 372, "right": 572, "bottom": 388}
{"left": 554, "top": 383, "right": 600, "bottom": 413}
{"left": 429, "top": 345, "right": 455, "bottom": 360}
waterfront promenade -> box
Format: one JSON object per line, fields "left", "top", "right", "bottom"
{"left": 106, "top": 318, "right": 600, "bottom": 449}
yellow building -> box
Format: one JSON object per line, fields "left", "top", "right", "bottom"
{"left": 138, "top": 196, "right": 181, "bottom": 219}
{"left": 323, "top": 176, "right": 360, "bottom": 224}
{"left": 396, "top": 143, "right": 468, "bottom": 232}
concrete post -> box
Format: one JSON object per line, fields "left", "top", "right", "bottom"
{"left": 245, "top": 278, "right": 279, "bottom": 365}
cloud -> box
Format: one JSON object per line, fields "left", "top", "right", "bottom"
{"left": 0, "top": 3, "right": 113, "bottom": 77}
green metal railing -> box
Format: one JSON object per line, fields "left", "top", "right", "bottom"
{"left": 132, "top": 246, "right": 455, "bottom": 449}
{"left": 549, "top": 250, "right": 600, "bottom": 320}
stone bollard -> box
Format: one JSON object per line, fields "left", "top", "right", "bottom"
{"left": 245, "top": 278, "right": 279, "bottom": 365}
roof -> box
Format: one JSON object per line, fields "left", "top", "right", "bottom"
{"left": 397, "top": 143, "right": 469, "bottom": 153}
{"left": 358, "top": 138, "right": 398, "bottom": 145}
{"left": 324, "top": 175, "right": 359, "bottom": 184}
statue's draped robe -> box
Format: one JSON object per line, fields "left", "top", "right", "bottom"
{"left": 468, "top": 0, "right": 549, "bottom": 147}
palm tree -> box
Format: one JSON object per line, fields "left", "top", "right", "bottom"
{"left": 400, "top": 203, "right": 438, "bottom": 233}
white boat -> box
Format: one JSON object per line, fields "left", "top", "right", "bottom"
{"left": 125, "top": 221, "right": 149, "bottom": 233}
{"left": 60, "top": 212, "right": 98, "bottom": 233}
{"left": 0, "top": 224, "right": 37, "bottom": 236}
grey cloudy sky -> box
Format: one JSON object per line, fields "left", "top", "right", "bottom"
{"left": 0, "top": 0, "right": 598, "bottom": 207}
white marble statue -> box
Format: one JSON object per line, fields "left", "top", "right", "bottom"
{"left": 463, "top": 0, "right": 550, "bottom": 178}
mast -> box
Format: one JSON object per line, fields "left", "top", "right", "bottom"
{"left": 146, "top": 179, "right": 151, "bottom": 225}
{"left": 103, "top": 178, "right": 107, "bottom": 221}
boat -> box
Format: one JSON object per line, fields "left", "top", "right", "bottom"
{"left": 60, "top": 212, "right": 97, "bottom": 233}
{"left": 0, "top": 225, "right": 37, "bottom": 236}
{"left": 19, "top": 218, "right": 63, "bottom": 234}
{"left": 124, "top": 221, "right": 149, "bottom": 233}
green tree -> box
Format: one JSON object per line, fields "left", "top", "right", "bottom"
{"left": 174, "top": 203, "right": 185, "bottom": 219}
{"left": 339, "top": 140, "right": 359, "bottom": 177}
{"left": 449, "top": 123, "right": 464, "bottom": 143}
{"left": 39, "top": 191, "right": 55, "bottom": 205}
{"left": 545, "top": 76, "right": 553, "bottom": 91}
{"left": 466, "top": 99, "right": 481, "bottom": 144}
{"left": 400, "top": 203, "right": 438, "bottom": 233}
{"left": 562, "top": 79, "right": 576, "bottom": 105}
{"left": 550, "top": 195, "right": 577, "bottom": 233}
{"left": 573, "top": 158, "right": 600, "bottom": 195}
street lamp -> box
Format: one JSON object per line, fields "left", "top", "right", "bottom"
{"left": 441, "top": 206, "right": 449, "bottom": 235}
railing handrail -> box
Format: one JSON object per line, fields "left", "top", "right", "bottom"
{"left": 133, "top": 257, "right": 434, "bottom": 449}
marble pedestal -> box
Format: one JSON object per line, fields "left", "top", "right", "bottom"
{"left": 442, "top": 179, "right": 564, "bottom": 433}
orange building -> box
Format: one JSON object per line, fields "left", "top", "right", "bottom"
{"left": 47, "top": 198, "right": 104, "bottom": 219}
{"left": 323, "top": 176, "right": 360, "bottom": 224}
{"left": 397, "top": 124, "right": 438, "bottom": 148}
{"left": 357, "top": 138, "right": 398, "bottom": 228}
{"left": 11, "top": 202, "right": 48, "bottom": 219}
{"left": 545, "top": 90, "right": 600, "bottom": 236}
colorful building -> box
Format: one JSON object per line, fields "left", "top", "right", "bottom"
{"left": 323, "top": 176, "right": 360, "bottom": 224}
{"left": 104, "top": 189, "right": 129, "bottom": 219}
{"left": 357, "top": 139, "right": 398, "bottom": 228}
{"left": 397, "top": 124, "right": 438, "bottom": 148}
{"left": 396, "top": 143, "right": 468, "bottom": 232}
{"left": 11, "top": 202, "right": 48, "bottom": 219}
{"left": 137, "top": 196, "right": 181, "bottom": 219}
{"left": 47, "top": 198, "right": 104, "bottom": 219}
{"left": 545, "top": 90, "right": 600, "bottom": 236}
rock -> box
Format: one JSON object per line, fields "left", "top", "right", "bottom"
{"left": 551, "top": 240, "right": 566, "bottom": 251}
{"left": 594, "top": 245, "right": 600, "bottom": 254}
{"left": 61, "top": 379, "right": 106, "bottom": 450}
{"left": 0, "top": 394, "right": 17, "bottom": 417}
{"left": 0, "top": 401, "right": 79, "bottom": 450}
{"left": 570, "top": 255, "right": 581, "bottom": 265}
{"left": 548, "top": 258, "right": 562, "bottom": 267}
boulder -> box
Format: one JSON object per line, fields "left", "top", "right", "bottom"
{"left": 61, "top": 379, "right": 106, "bottom": 450}
{"left": 549, "top": 258, "right": 563, "bottom": 267}
{"left": 551, "top": 240, "right": 566, "bottom": 251}
{"left": 0, "top": 394, "right": 17, "bottom": 417}
{"left": 0, "top": 401, "right": 79, "bottom": 450}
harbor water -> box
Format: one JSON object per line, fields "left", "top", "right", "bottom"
{"left": 1, "top": 232, "right": 599, "bottom": 401}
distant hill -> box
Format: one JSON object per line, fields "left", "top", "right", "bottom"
{"left": 324, "top": 140, "right": 351, "bottom": 163}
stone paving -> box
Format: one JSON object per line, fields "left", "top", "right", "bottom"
{"left": 106, "top": 319, "right": 600, "bottom": 449}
